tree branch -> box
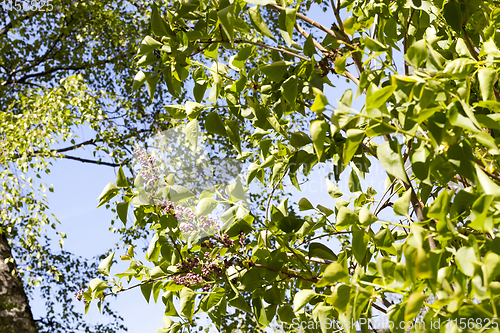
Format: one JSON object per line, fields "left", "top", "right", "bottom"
{"left": 293, "top": 23, "right": 360, "bottom": 85}
{"left": 0, "top": 11, "right": 38, "bottom": 36}
{"left": 199, "top": 39, "right": 310, "bottom": 61}
{"left": 59, "top": 154, "right": 120, "bottom": 167}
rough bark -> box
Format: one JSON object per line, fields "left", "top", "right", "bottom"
{"left": 0, "top": 233, "right": 38, "bottom": 333}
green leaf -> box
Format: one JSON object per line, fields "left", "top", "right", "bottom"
{"left": 326, "top": 179, "right": 343, "bottom": 198}
{"left": 393, "top": 189, "right": 412, "bottom": 216}
{"left": 293, "top": 289, "right": 316, "bottom": 311}
{"left": 478, "top": 68, "right": 497, "bottom": 101}
{"left": 146, "top": 73, "right": 159, "bottom": 100}
{"left": 447, "top": 142, "right": 476, "bottom": 180}
{"left": 289, "top": 131, "right": 312, "bottom": 148}
{"left": 185, "top": 101, "right": 204, "bottom": 120}
{"left": 475, "top": 165, "right": 500, "bottom": 197}
{"left": 343, "top": 129, "right": 364, "bottom": 165}
{"left": 311, "top": 88, "right": 329, "bottom": 113}
{"left": 364, "top": 36, "right": 386, "bottom": 52}
{"left": 218, "top": 5, "right": 234, "bottom": 42}
{"left": 184, "top": 119, "right": 199, "bottom": 150}
{"left": 469, "top": 194, "right": 494, "bottom": 233}
{"left": 117, "top": 202, "right": 128, "bottom": 225}
{"left": 228, "top": 178, "right": 246, "bottom": 202}
{"left": 443, "top": 0, "right": 462, "bottom": 33}
{"left": 225, "top": 119, "right": 241, "bottom": 153}
{"left": 405, "top": 40, "right": 426, "bottom": 68}
{"left": 248, "top": 6, "right": 275, "bottom": 40}
{"left": 279, "top": 216, "right": 304, "bottom": 233}
{"left": 330, "top": 284, "right": 351, "bottom": 313}
{"left": 310, "top": 120, "right": 329, "bottom": 160}
{"left": 304, "top": 34, "right": 315, "bottom": 57}
{"left": 427, "top": 189, "right": 449, "bottom": 222}
{"left": 137, "top": 36, "right": 163, "bottom": 57}
{"left": 204, "top": 287, "right": 225, "bottom": 311}
{"left": 404, "top": 293, "right": 426, "bottom": 323}
{"left": 179, "top": 287, "right": 195, "bottom": 321}
{"left": 259, "top": 61, "right": 289, "bottom": 82}
{"left": 196, "top": 198, "right": 218, "bottom": 216}
{"left": 309, "top": 243, "right": 337, "bottom": 262}
{"left": 205, "top": 112, "right": 227, "bottom": 136}
{"left": 132, "top": 71, "right": 149, "bottom": 92}
{"left": 278, "top": 8, "right": 296, "bottom": 46}
{"left": 98, "top": 252, "right": 115, "bottom": 276}
{"left": 97, "top": 183, "right": 119, "bottom": 208}
{"left": 352, "top": 230, "right": 369, "bottom": 262}
{"left": 231, "top": 46, "right": 254, "bottom": 69}
{"left": 366, "top": 85, "right": 396, "bottom": 110}
{"left": 116, "top": 166, "right": 127, "bottom": 187}
{"left": 455, "top": 247, "right": 477, "bottom": 277}
{"left": 359, "top": 207, "right": 378, "bottom": 227}
{"left": 165, "top": 185, "right": 195, "bottom": 203}
{"left": 151, "top": 3, "right": 169, "bottom": 37}
{"left": 334, "top": 53, "right": 348, "bottom": 75}
{"left": 316, "top": 263, "right": 349, "bottom": 287}
{"left": 146, "top": 234, "right": 160, "bottom": 262}
{"left": 443, "top": 58, "right": 476, "bottom": 79}
{"left": 281, "top": 75, "right": 298, "bottom": 109}
{"left": 164, "top": 105, "right": 187, "bottom": 119}
{"left": 377, "top": 140, "right": 407, "bottom": 181}
{"left": 298, "top": 197, "right": 315, "bottom": 211}
{"left": 336, "top": 206, "right": 357, "bottom": 230}
{"left": 141, "top": 282, "right": 153, "bottom": 303}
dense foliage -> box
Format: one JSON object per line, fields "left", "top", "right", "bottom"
{"left": 89, "top": 0, "right": 500, "bottom": 332}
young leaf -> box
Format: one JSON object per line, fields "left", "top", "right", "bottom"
{"left": 404, "top": 293, "right": 426, "bottom": 323}
{"left": 326, "top": 179, "right": 343, "bottom": 198}
{"left": 478, "top": 68, "right": 497, "bottom": 101}
{"left": 248, "top": 6, "right": 275, "bottom": 40}
{"left": 179, "top": 287, "right": 196, "bottom": 321}
{"left": 116, "top": 166, "right": 127, "bottom": 187}
{"left": 343, "top": 129, "right": 364, "bottom": 165}
{"left": 377, "top": 140, "right": 407, "bottom": 181}
{"left": 335, "top": 206, "right": 358, "bottom": 230}
{"left": 310, "top": 120, "right": 329, "bottom": 160}
{"left": 205, "top": 112, "right": 227, "bottom": 136}
{"left": 393, "top": 189, "right": 412, "bottom": 216}
{"left": 98, "top": 252, "right": 115, "bottom": 276}
{"left": 316, "top": 263, "right": 349, "bottom": 287}
{"left": 311, "top": 88, "right": 328, "bottom": 113}
{"left": 217, "top": 5, "right": 235, "bottom": 43}
{"left": 151, "top": 4, "right": 169, "bottom": 37}
{"left": 309, "top": 242, "right": 337, "bottom": 261}
{"left": 196, "top": 198, "right": 218, "bottom": 216}
{"left": 97, "top": 183, "right": 119, "bottom": 208}
{"left": 293, "top": 289, "right": 316, "bottom": 311}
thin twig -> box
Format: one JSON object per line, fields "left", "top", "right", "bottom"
{"left": 198, "top": 39, "right": 310, "bottom": 61}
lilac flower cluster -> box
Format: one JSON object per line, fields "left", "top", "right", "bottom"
{"left": 201, "top": 253, "right": 222, "bottom": 277}
{"left": 157, "top": 198, "right": 175, "bottom": 215}
{"left": 74, "top": 290, "right": 87, "bottom": 303}
{"left": 172, "top": 253, "right": 226, "bottom": 290}
{"left": 201, "top": 240, "right": 215, "bottom": 248}
{"left": 134, "top": 148, "right": 159, "bottom": 186}
{"left": 239, "top": 232, "right": 246, "bottom": 247}
{"left": 175, "top": 205, "right": 220, "bottom": 234}
{"left": 176, "top": 257, "right": 199, "bottom": 271}
{"left": 215, "top": 233, "right": 234, "bottom": 248}
{"left": 172, "top": 272, "right": 203, "bottom": 287}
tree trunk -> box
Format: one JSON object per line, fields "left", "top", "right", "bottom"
{"left": 0, "top": 233, "right": 38, "bottom": 333}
